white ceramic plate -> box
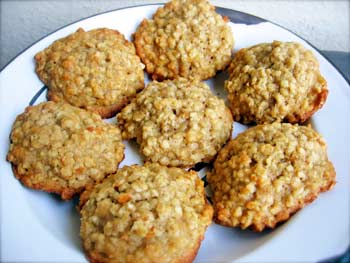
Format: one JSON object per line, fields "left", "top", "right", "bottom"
{"left": 1, "top": 4, "right": 349, "bottom": 263}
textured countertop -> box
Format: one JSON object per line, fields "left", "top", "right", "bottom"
{"left": 0, "top": 0, "right": 349, "bottom": 70}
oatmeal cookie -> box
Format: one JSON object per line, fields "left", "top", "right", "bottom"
{"left": 80, "top": 163, "right": 213, "bottom": 263}
{"left": 6, "top": 101, "right": 125, "bottom": 200}
{"left": 207, "top": 123, "right": 335, "bottom": 231}
{"left": 225, "top": 41, "right": 328, "bottom": 124}
{"left": 117, "top": 78, "right": 233, "bottom": 167}
{"left": 35, "top": 28, "right": 145, "bottom": 118}
{"left": 134, "top": 0, "right": 234, "bottom": 80}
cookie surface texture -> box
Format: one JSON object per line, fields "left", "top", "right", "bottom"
{"left": 7, "top": 102, "right": 125, "bottom": 200}
{"left": 207, "top": 123, "right": 335, "bottom": 231}
{"left": 225, "top": 41, "right": 328, "bottom": 124}
{"left": 80, "top": 163, "right": 213, "bottom": 263}
{"left": 35, "top": 28, "right": 145, "bottom": 118}
{"left": 134, "top": 0, "right": 234, "bottom": 80}
{"left": 117, "top": 78, "right": 233, "bottom": 167}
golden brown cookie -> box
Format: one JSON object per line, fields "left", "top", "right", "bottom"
{"left": 35, "top": 28, "right": 145, "bottom": 118}
{"left": 225, "top": 41, "right": 328, "bottom": 124}
{"left": 80, "top": 163, "right": 213, "bottom": 263}
{"left": 134, "top": 0, "right": 234, "bottom": 80}
{"left": 117, "top": 78, "right": 233, "bottom": 167}
{"left": 6, "top": 101, "right": 125, "bottom": 200}
{"left": 207, "top": 123, "right": 335, "bottom": 231}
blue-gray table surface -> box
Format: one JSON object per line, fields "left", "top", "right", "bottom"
{"left": 321, "top": 51, "right": 349, "bottom": 83}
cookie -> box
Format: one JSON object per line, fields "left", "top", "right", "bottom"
{"left": 207, "top": 123, "right": 335, "bottom": 231}
{"left": 117, "top": 78, "right": 233, "bottom": 167}
{"left": 35, "top": 28, "right": 145, "bottom": 118}
{"left": 225, "top": 41, "right": 328, "bottom": 124}
{"left": 134, "top": 0, "right": 234, "bottom": 80}
{"left": 6, "top": 101, "right": 125, "bottom": 200}
{"left": 80, "top": 163, "right": 213, "bottom": 263}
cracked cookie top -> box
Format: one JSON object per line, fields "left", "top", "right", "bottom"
{"left": 80, "top": 163, "right": 213, "bottom": 263}
{"left": 134, "top": 0, "right": 234, "bottom": 80}
{"left": 35, "top": 28, "right": 145, "bottom": 118}
{"left": 7, "top": 101, "right": 125, "bottom": 199}
{"left": 117, "top": 78, "right": 233, "bottom": 167}
{"left": 207, "top": 123, "right": 335, "bottom": 231}
{"left": 225, "top": 41, "right": 328, "bottom": 124}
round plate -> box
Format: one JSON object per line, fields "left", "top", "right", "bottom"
{"left": 0, "top": 4, "right": 349, "bottom": 263}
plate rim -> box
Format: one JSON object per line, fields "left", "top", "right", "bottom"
{"left": 0, "top": 2, "right": 349, "bottom": 262}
